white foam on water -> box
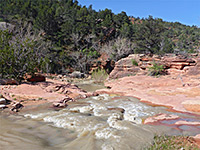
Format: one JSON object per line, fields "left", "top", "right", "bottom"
{"left": 107, "top": 113, "right": 128, "bottom": 130}
{"left": 123, "top": 113, "right": 143, "bottom": 124}
{"left": 24, "top": 111, "right": 56, "bottom": 119}
{"left": 116, "top": 100, "right": 155, "bottom": 124}
{"left": 95, "top": 127, "right": 120, "bottom": 140}
{"left": 43, "top": 115, "right": 70, "bottom": 128}
{"left": 26, "top": 110, "right": 106, "bottom": 134}
{"left": 90, "top": 103, "right": 107, "bottom": 116}
{"left": 69, "top": 105, "right": 93, "bottom": 113}
{"left": 101, "top": 144, "right": 114, "bottom": 150}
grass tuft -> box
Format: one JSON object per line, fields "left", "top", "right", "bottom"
{"left": 146, "top": 135, "right": 199, "bottom": 150}
{"left": 132, "top": 59, "right": 138, "bottom": 66}
{"left": 91, "top": 68, "right": 108, "bottom": 83}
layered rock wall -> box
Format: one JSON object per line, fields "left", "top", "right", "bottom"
{"left": 109, "top": 53, "right": 199, "bottom": 79}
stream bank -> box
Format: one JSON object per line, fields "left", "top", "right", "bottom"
{"left": 1, "top": 77, "right": 200, "bottom": 149}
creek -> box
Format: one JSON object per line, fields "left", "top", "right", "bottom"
{"left": 0, "top": 82, "right": 200, "bottom": 150}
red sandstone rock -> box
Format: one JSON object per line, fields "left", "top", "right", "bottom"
{"left": 182, "top": 100, "right": 200, "bottom": 113}
{"left": 175, "top": 120, "right": 200, "bottom": 126}
{"left": 144, "top": 113, "right": 180, "bottom": 124}
{"left": 109, "top": 54, "right": 198, "bottom": 79}
{"left": 170, "top": 62, "right": 190, "bottom": 70}
{"left": 163, "top": 56, "right": 197, "bottom": 70}
{"left": 192, "top": 134, "right": 200, "bottom": 148}
{"left": 97, "top": 75, "right": 200, "bottom": 115}
{"left": 90, "top": 53, "right": 115, "bottom": 74}
{"left": 0, "top": 79, "right": 19, "bottom": 85}
{"left": 109, "top": 54, "right": 142, "bottom": 79}
{"left": 26, "top": 74, "right": 46, "bottom": 82}
{"left": 0, "top": 78, "right": 91, "bottom": 111}
{"left": 187, "top": 58, "right": 200, "bottom": 75}
{"left": 140, "top": 57, "right": 152, "bottom": 61}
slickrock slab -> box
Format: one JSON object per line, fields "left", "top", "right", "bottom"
{"left": 0, "top": 78, "right": 92, "bottom": 111}
{"left": 97, "top": 75, "right": 200, "bottom": 115}
{"left": 192, "top": 134, "right": 200, "bottom": 148}
{"left": 144, "top": 113, "right": 180, "bottom": 124}
{"left": 182, "top": 100, "right": 200, "bottom": 113}
{"left": 175, "top": 120, "right": 200, "bottom": 126}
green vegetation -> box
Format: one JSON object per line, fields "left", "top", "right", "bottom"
{"left": 131, "top": 59, "right": 138, "bottom": 66}
{"left": 146, "top": 135, "right": 199, "bottom": 150}
{"left": 0, "top": 23, "right": 49, "bottom": 81}
{"left": 91, "top": 68, "right": 108, "bottom": 83}
{"left": 148, "top": 62, "right": 165, "bottom": 76}
{"left": 0, "top": 0, "right": 199, "bottom": 77}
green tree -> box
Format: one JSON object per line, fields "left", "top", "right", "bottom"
{"left": 135, "top": 16, "right": 166, "bottom": 54}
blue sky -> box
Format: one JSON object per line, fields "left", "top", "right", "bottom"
{"left": 78, "top": 0, "right": 200, "bottom": 27}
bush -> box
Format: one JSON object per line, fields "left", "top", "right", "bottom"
{"left": 131, "top": 59, "right": 138, "bottom": 66}
{"left": 147, "top": 135, "right": 199, "bottom": 150}
{"left": 0, "top": 23, "right": 50, "bottom": 81}
{"left": 91, "top": 68, "right": 108, "bottom": 83}
{"left": 148, "top": 62, "right": 165, "bottom": 76}
{"left": 99, "top": 37, "right": 136, "bottom": 62}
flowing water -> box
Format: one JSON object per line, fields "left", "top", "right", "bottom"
{"left": 0, "top": 83, "right": 200, "bottom": 150}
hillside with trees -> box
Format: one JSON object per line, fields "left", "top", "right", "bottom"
{"left": 0, "top": 0, "right": 200, "bottom": 78}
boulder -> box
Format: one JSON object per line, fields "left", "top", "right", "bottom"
{"left": 187, "top": 58, "right": 200, "bottom": 75}
{"left": 109, "top": 68, "right": 140, "bottom": 79}
{"left": 53, "top": 102, "right": 68, "bottom": 108}
{"left": 26, "top": 74, "right": 46, "bottom": 82}
{"left": 109, "top": 54, "right": 142, "bottom": 79}
{"left": 10, "top": 102, "right": 24, "bottom": 112}
{"left": 70, "top": 71, "right": 86, "bottom": 78}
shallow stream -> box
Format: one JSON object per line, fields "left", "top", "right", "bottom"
{"left": 0, "top": 83, "right": 200, "bottom": 150}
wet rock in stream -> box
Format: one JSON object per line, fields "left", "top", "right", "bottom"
{"left": 0, "top": 104, "right": 7, "bottom": 109}
{"left": 0, "top": 98, "right": 6, "bottom": 104}
{"left": 10, "top": 102, "right": 24, "bottom": 112}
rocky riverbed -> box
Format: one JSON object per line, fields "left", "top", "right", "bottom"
{"left": 0, "top": 76, "right": 200, "bottom": 149}
{"left": 0, "top": 54, "right": 200, "bottom": 149}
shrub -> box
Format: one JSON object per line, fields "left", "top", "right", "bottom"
{"left": 91, "top": 68, "right": 108, "bottom": 83}
{"left": 147, "top": 135, "right": 199, "bottom": 150}
{"left": 99, "top": 37, "right": 136, "bottom": 62}
{"left": 148, "top": 62, "right": 165, "bottom": 76}
{"left": 131, "top": 59, "right": 138, "bottom": 66}
{"left": 0, "top": 23, "right": 50, "bottom": 81}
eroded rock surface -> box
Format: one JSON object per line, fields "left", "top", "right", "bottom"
{"left": 0, "top": 78, "right": 92, "bottom": 111}
{"left": 192, "top": 134, "right": 200, "bottom": 148}
{"left": 144, "top": 113, "right": 180, "bottom": 124}
{"left": 109, "top": 53, "right": 199, "bottom": 79}
{"left": 97, "top": 75, "right": 200, "bottom": 115}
